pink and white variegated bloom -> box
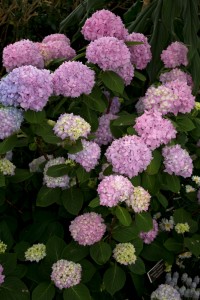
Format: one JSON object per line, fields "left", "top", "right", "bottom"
{"left": 125, "top": 186, "right": 151, "bottom": 213}
{"left": 159, "top": 69, "right": 193, "bottom": 87}
{"left": 140, "top": 219, "right": 158, "bottom": 244}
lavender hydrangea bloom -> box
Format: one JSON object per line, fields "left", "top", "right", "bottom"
{"left": 0, "top": 265, "right": 5, "bottom": 286}
{"left": 159, "top": 69, "right": 193, "bottom": 87}
{"left": 0, "top": 107, "right": 23, "bottom": 140}
{"left": 69, "top": 212, "right": 106, "bottom": 245}
{"left": 161, "top": 41, "right": 188, "bottom": 68}
{"left": 68, "top": 140, "right": 101, "bottom": 172}
{"left": 105, "top": 135, "right": 152, "bottom": 178}
{"left": 52, "top": 61, "right": 95, "bottom": 98}
{"left": 126, "top": 32, "right": 152, "bottom": 69}
{"left": 115, "top": 62, "right": 134, "bottom": 85}
{"left": 97, "top": 175, "right": 134, "bottom": 207}
{"left": 151, "top": 284, "right": 181, "bottom": 300}
{"left": 3, "top": 39, "right": 44, "bottom": 72}
{"left": 162, "top": 145, "right": 193, "bottom": 178}
{"left": 104, "top": 92, "right": 121, "bottom": 114}
{"left": 134, "top": 110, "right": 177, "bottom": 150}
{"left": 94, "top": 113, "right": 117, "bottom": 146}
{"left": 140, "top": 219, "right": 158, "bottom": 244}
{"left": 81, "top": 9, "right": 128, "bottom": 41}
{"left": 0, "top": 65, "right": 53, "bottom": 111}
{"left": 42, "top": 33, "right": 70, "bottom": 45}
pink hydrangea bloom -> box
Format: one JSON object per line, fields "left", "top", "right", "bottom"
{"left": 0, "top": 66, "right": 53, "bottom": 111}
{"left": 162, "top": 145, "right": 193, "bottom": 178}
{"left": 94, "top": 113, "right": 117, "bottom": 146}
{"left": 161, "top": 41, "right": 188, "bottom": 68}
{"left": 0, "top": 265, "right": 5, "bottom": 285}
{"left": 81, "top": 9, "right": 128, "bottom": 41}
{"left": 51, "top": 260, "right": 81, "bottom": 289}
{"left": 97, "top": 175, "right": 134, "bottom": 207}
{"left": 159, "top": 69, "right": 193, "bottom": 87}
{"left": 52, "top": 61, "right": 95, "bottom": 98}
{"left": 69, "top": 212, "right": 106, "bottom": 245}
{"left": 42, "top": 33, "right": 70, "bottom": 45}
{"left": 140, "top": 219, "right": 158, "bottom": 244}
{"left": 53, "top": 113, "right": 91, "bottom": 141}
{"left": 37, "top": 41, "right": 76, "bottom": 63}
{"left": 86, "top": 37, "right": 131, "bottom": 71}
{"left": 105, "top": 135, "right": 152, "bottom": 178}
{"left": 134, "top": 110, "right": 177, "bottom": 150}
{"left": 115, "top": 62, "right": 134, "bottom": 85}
{"left": 68, "top": 140, "right": 101, "bottom": 172}
{"left": 125, "top": 186, "right": 151, "bottom": 213}
{"left": 126, "top": 32, "right": 152, "bottom": 69}
{"left": 0, "top": 107, "right": 23, "bottom": 140}
{"left": 2, "top": 39, "right": 44, "bottom": 72}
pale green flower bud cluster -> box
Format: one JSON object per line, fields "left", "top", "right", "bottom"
{"left": 0, "top": 158, "right": 15, "bottom": 175}
{"left": 113, "top": 243, "right": 136, "bottom": 265}
{"left": 0, "top": 241, "right": 7, "bottom": 254}
{"left": 25, "top": 243, "right": 46, "bottom": 262}
{"left": 175, "top": 223, "right": 190, "bottom": 234}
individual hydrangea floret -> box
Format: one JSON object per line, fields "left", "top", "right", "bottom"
{"left": 25, "top": 243, "right": 46, "bottom": 262}
{"left": 0, "top": 265, "right": 5, "bottom": 286}
{"left": 125, "top": 186, "right": 151, "bottom": 213}
{"left": 159, "top": 69, "right": 193, "bottom": 87}
{"left": 0, "top": 107, "right": 23, "bottom": 140}
{"left": 42, "top": 33, "right": 70, "bottom": 45}
{"left": 3, "top": 39, "right": 44, "bottom": 72}
{"left": 140, "top": 219, "right": 158, "bottom": 244}
{"left": 69, "top": 212, "right": 106, "bottom": 246}
{"left": 68, "top": 140, "right": 101, "bottom": 172}
{"left": 52, "top": 61, "right": 95, "bottom": 98}
{"left": 81, "top": 9, "right": 128, "bottom": 41}
{"left": 43, "top": 157, "right": 70, "bottom": 188}
{"left": 53, "top": 113, "right": 91, "bottom": 141}
{"left": 175, "top": 223, "right": 190, "bottom": 234}
{"left": 51, "top": 259, "right": 81, "bottom": 290}
{"left": 134, "top": 110, "right": 177, "bottom": 150}
{"left": 97, "top": 175, "right": 134, "bottom": 207}
{"left": 162, "top": 145, "right": 193, "bottom": 178}
{"left": 113, "top": 243, "right": 136, "bottom": 265}
{"left": 94, "top": 113, "right": 117, "bottom": 146}
{"left": 0, "top": 241, "right": 7, "bottom": 254}
{"left": 29, "top": 155, "right": 53, "bottom": 173}
{"left": 0, "top": 65, "right": 53, "bottom": 111}
{"left": 192, "top": 176, "right": 200, "bottom": 186}
{"left": 151, "top": 284, "right": 181, "bottom": 300}
{"left": 126, "top": 32, "right": 152, "bottom": 69}
{"left": 105, "top": 135, "right": 152, "bottom": 178}
{"left": 0, "top": 158, "right": 15, "bottom": 176}
{"left": 161, "top": 41, "right": 188, "bottom": 68}
{"left": 159, "top": 216, "right": 174, "bottom": 232}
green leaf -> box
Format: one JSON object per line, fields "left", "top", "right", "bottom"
{"left": 81, "top": 259, "right": 96, "bottom": 283}
{"left": 0, "top": 135, "right": 17, "bottom": 154}
{"left": 81, "top": 104, "right": 99, "bottom": 132}
{"left": 103, "top": 264, "right": 126, "bottom": 296}
{"left": 0, "top": 221, "right": 14, "bottom": 250}
{"left": 142, "top": 173, "right": 160, "bottom": 195}
{"left": 83, "top": 87, "right": 107, "bottom": 113}
{"left": 90, "top": 241, "right": 112, "bottom": 265}
{"left": 76, "top": 166, "right": 91, "bottom": 184}
{"left": 141, "top": 242, "right": 174, "bottom": 263}
{"left": 63, "top": 284, "right": 91, "bottom": 300}
{"left": 176, "top": 116, "right": 195, "bottom": 132}
{"left": 164, "top": 238, "right": 183, "bottom": 253}
{"left": 134, "top": 70, "right": 146, "bottom": 82}
{"left": 46, "top": 236, "right": 66, "bottom": 263}
{"left": 161, "top": 173, "right": 180, "bottom": 193}
{"left": 62, "top": 241, "right": 89, "bottom": 262}
{"left": 24, "top": 110, "right": 46, "bottom": 124}
{"left": 32, "top": 123, "right": 61, "bottom": 144}
{"left": 88, "top": 197, "right": 100, "bottom": 208}
{"left": 135, "top": 212, "right": 153, "bottom": 232}
{"left": 66, "top": 139, "right": 83, "bottom": 154}
{"left": 146, "top": 150, "right": 162, "bottom": 175}
{"left": 112, "top": 114, "right": 136, "bottom": 126}
{"left": 46, "top": 164, "right": 70, "bottom": 177}
{"left": 112, "top": 224, "right": 139, "bottom": 242}
{"left": 32, "top": 282, "right": 55, "bottom": 300}
{"left": 173, "top": 208, "right": 198, "bottom": 233}
{"left": 0, "top": 174, "right": 5, "bottom": 187}
{"left": 129, "top": 257, "right": 146, "bottom": 275}
{"left": 184, "top": 235, "right": 200, "bottom": 257}
{"left": 61, "top": 187, "right": 83, "bottom": 215}
{"left": 10, "top": 169, "right": 33, "bottom": 183}
{"left": 0, "top": 277, "right": 29, "bottom": 300}
{"left": 101, "top": 71, "right": 124, "bottom": 94}
{"left": 115, "top": 206, "right": 132, "bottom": 226}
{"left": 36, "top": 187, "right": 61, "bottom": 207}
{"left": 0, "top": 253, "right": 17, "bottom": 275}
{"left": 125, "top": 41, "right": 144, "bottom": 46}
{"left": 14, "top": 242, "right": 30, "bottom": 261}
{"left": 156, "top": 192, "right": 168, "bottom": 208}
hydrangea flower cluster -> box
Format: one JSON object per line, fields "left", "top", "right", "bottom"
{"left": 125, "top": 186, "right": 151, "bottom": 213}
{"left": 105, "top": 135, "right": 152, "bottom": 178}
{"left": 159, "top": 68, "right": 193, "bottom": 87}
{"left": 126, "top": 32, "right": 152, "bottom": 69}
{"left": 134, "top": 110, "right": 177, "bottom": 150}
{"left": 159, "top": 216, "right": 174, "bottom": 232}
{"left": 25, "top": 244, "right": 46, "bottom": 262}
{"left": 0, "top": 65, "right": 53, "bottom": 111}
{"left": 162, "top": 145, "right": 193, "bottom": 178}
{"left": 0, "top": 107, "right": 23, "bottom": 140}
{"left": 51, "top": 259, "right": 82, "bottom": 289}
{"left": 53, "top": 113, "right": 91, "bottom": 141}
{"left": 68, "top": 140, "right": 101, "bottom": 172}
{"left": 97, "top": 175, "right": 134, "bottom": 207}
{"left": 52, "top": 61, "right": 95, "bottom": 97}
{"left": 3, "top": 39, "right": 44, "bottom": 72}
{"left": 81, "top": 9, "right": 128, "bottom": 41}
{"left": 151, "top": 284, "right": 181, "bottom": 300}
{"left": 69, "top": 212, "right": 106, "bottom": 245}
{"left": 29, "top": 155, "right": 53, "bottom": 173}
{"left": 115, "top": 62, "right": 134, "bottom": 85}
{"left": 113, "top": 243, "right": 136, "bottom": 265}
{"left": 0, "top": 158, "right": 15, "bottom": 175}
{"left": 175, "top": 223, "right": 190, "bottom": 234}
{"left": 0, "top": 241, "right": 7, "bottom": 253}
{"left": 94, "top": 113, "right": 117, "bottom": 146}
{"left": 192, "top": 176, "right": 200, "bottom": 186}
{"left": 43, "top": 157, "right": 70, "bottom": 188}
{"left": 185, "top": 185, "right": 196, "bottom": 193}
{"left": 0, "top": 265, "right": 5, "bottom": 286}
{"left": 161, "top": 41, "right": 188, "bottom": 68}
{"left": 139, "top": 219, "right": 158, "bottom": 244}
{"left": 42, "top": 33, "right": 70, "bottom": 44}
